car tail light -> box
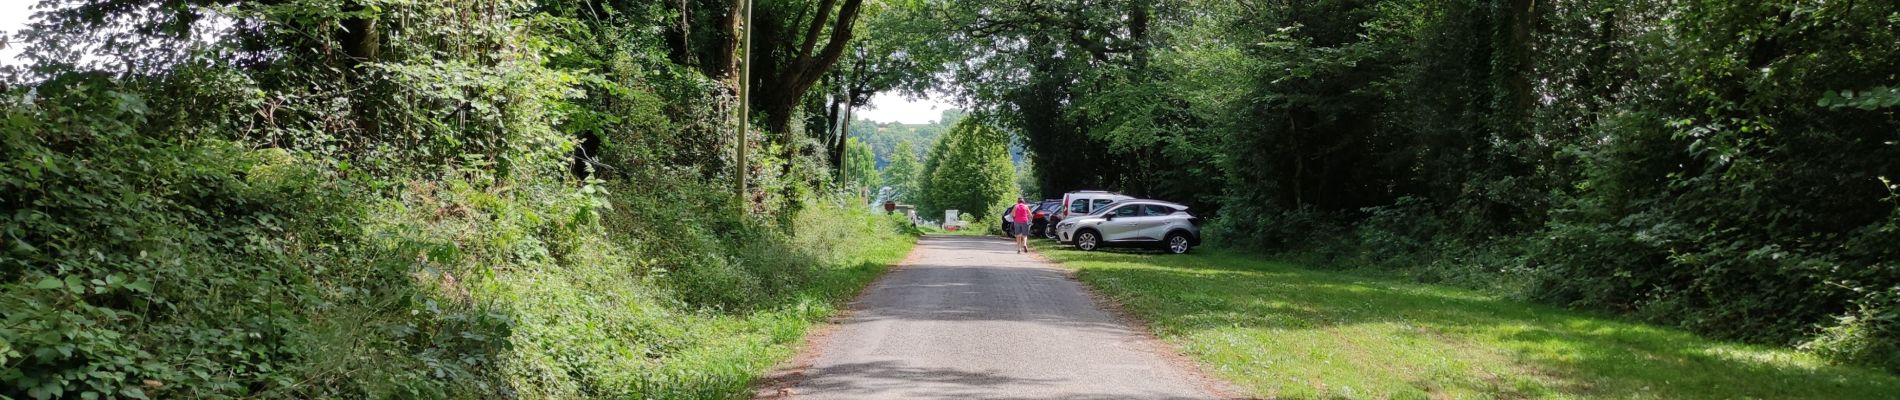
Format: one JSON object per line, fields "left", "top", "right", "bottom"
{"left": 1189, "top": 217, "right": 1203, "bottom": 227}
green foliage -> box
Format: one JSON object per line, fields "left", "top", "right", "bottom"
{"left": 2, "top": 0, "right": 922, "bottom": 398}
{"left": 1013, "top": 157, "right": 1040, "bottom": 200}
{"left": 1818, "top": 86, "right": 1900, "bottom": 110}
{"left": 841, "top": 137, "right": 880, "bottom": 195}
{"left": 880, "top": 0, "right": 1900, "bottom": 373}
{"left": 880, "top": 141, "right": 922, "bottom": 202}
{"left": 917, "top": 118, "right": 1017, "bottom": 221}
{"left": 2, "top": 79, "right": 513, "bottom": 399}
{"left": 852, "top": 110, "right": 959, "bottom": 163}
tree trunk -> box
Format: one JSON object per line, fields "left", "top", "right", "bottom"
{"left": 833, "top": 104, "right": 853, "bottom": 181}
{"left": 757, "top": 0, "right": 865, "bottom": 134}
{"left": 664, "top": 0, "right": 695, "bottom": 68}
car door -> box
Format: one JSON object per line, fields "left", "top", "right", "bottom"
{"left": 1134, "top": 204, "right": 1179, "bottom": 240}
{"left": 1098, "top": 204, "right": 1144, "bottom": 241}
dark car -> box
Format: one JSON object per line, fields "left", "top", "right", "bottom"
{"left": 998, "top": 208, "right": 1014, "bottom": 237}
{"left": 999, "top": 200, "right": 1061, "bottom": 237}
{"left": 1030, "top": 200, "right": 1061, "bottom": 238}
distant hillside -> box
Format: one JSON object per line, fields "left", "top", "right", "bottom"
{"left": 853, "top": 109, "right": 963, "bottom": 168}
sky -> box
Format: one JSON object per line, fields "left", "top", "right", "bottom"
{"left": 1, "top": 1, "right": 31, "bottom": 66}
{"left": 858, "top": 92, "right": 957, "bottom": 125}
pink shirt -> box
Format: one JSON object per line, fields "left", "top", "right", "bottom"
{"left": 1011, "top": 203, "right": 1032, "bottom": 224}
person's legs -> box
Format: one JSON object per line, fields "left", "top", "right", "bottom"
{"left": 1015, "top": 227, "right": 1028, "bottom": 252}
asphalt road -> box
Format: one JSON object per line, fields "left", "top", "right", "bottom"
{"left": 768, "top": 235, "right": 1229, "bottom": 400}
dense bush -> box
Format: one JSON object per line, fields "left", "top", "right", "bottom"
{"left": 2, "top": 0, "right": 921, "bottom": 398}
{"left": 1, "top": 80, "right": 513, "bottom": 399}
{"left": 0, "top": 77, "right": 920, "bottom": 399}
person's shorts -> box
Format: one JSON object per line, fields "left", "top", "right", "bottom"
{"left": 1011, "top": 223, "right": 1030, "bottom": 236}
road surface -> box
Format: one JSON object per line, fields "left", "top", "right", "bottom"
{"left": 763, "top": 235, "right": 1234, "bottom": 400}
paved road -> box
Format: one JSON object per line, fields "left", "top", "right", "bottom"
{"left": 770, "top": 235, "right": 1228, "bottom": 400}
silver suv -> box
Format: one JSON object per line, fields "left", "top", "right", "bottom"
{"left": 1055, "top": 199, "right": 1202, "bottom": 254}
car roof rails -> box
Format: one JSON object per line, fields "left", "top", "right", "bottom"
{"left": 1104, "top": 198, "right": 1190, "bottom": 209}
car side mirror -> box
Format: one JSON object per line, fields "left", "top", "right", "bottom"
{"left": 1104, "top": 214, "right": 1116, "bottom": 221}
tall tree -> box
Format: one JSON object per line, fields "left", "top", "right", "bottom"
{"left": 882, "top": 141, "right": 922, "bottom": 202}
{"left": 919, "top": 118, "right": 1015, "bottom": 220}
{"left": 749, "top": 0, "right": 866, "bottom": 134}
{"left": 841, "top": 136, "right": 880, "bottom": 194}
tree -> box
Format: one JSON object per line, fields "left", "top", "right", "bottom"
{"left": 840, "top": 136, "right": 880, "bottom": 195}
{"left": 1014, "top": 156, "right": 1040, "bottom": 198}
{"left": 749, "top": 0, "right": 866, "bottom": 134}
{"left": 919, "top": 118, "right": 1015, "bottom": 220}
{"left": 881, "top": 141, "right": 921, "bottom": 202}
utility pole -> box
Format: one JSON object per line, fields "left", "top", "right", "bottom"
{"left": 735, "top": 0, "right": 752, "bottom": 198}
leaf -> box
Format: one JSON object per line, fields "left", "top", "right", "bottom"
{"left": 33, "top": 277, "right": 64, "bottom": 290}
{"left": 124, "top": 279, "right": 153, "bottom": 293}
{"left": 66, "top": 275, "right": 86, "bottom": 294}
{"left": 120, "top": 387, "right": 150, "bottom": 400}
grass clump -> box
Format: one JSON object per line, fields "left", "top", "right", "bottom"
{"left": 1036, "top": 245, "right": 1900, "bottom": 399}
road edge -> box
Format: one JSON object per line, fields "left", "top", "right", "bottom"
{"left": 749, "top": 235, "right": 931, "bottom": 399}
{"left": 1025, "top": 246, "right": 1260, "bottom": 400}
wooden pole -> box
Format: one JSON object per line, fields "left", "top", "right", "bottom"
{"left": 736, "top": 0, "right": 752, "bottom": 198}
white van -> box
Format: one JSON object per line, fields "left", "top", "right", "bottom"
{"left": 1055, "top": 190, "right": 1133, "bottom": 227}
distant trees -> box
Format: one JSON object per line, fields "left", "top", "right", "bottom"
{"left": 840, "top": 137, "right": 879, "bottom": 195}
{"left": 881, "top": 141, "right": 921, "bottom": 202}
{"left": 918, "top": 119, "right": 1016, "bottom": 221}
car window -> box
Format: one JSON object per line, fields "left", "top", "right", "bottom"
{"left": 1110, "top": 205, "right": 1139, "bottom": 217}
{"left": 1144, "top": 204, "right": 1177, "bottom": 216}
{"left": 1091, "top": 199, "right": 1116, "bottom": 212}
{"left": 1068, "top": 199, "right": 1089, "bottom": 214}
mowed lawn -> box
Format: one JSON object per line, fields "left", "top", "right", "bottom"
{"left": 1035, "top": 245, "right": 1900, "bottom": 399}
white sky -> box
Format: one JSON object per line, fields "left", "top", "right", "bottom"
{"left": 1, "top": 1, "right": 32, "bottom": 66}
{"left": 859, "top": 92, "right": 956, "bottom": 124}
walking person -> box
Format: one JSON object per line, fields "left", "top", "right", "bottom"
{"left": 1010, "top": 198, "right": 1032, "bottom": 253}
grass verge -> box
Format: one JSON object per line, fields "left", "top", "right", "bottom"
{"left": 1033, "top": 244, "right": 1900, "bottom": 399}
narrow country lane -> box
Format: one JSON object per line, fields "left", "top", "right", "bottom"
{"left": 762, "top": 235, "right": 1236, "bottom": 400}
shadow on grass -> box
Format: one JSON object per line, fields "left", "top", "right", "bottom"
{"left": 1041, "top": 248, "right": 1900, "bottom": 399}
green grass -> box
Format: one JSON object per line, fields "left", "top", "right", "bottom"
{"left": 475, "top": 201, "right": 920, "bottom": 399}
{"left": 619, "top": 230, "right": 918, "bottom": 398}
{"left": 1034, "top": 245, "right": 1900, "bottom": 399}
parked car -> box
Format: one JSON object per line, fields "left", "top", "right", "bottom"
{"left": 1055, "top": 199, "right": 1202, "bottom": 254}
{"left": 1000, "top": 200, "right": 1063, "bottom": 237}
{"left": 1030, "top": 199, "right": 1062, "bottom": 238}
{"left": 1055, "top": 190, "right": 1133, "bottom": 227}
{"left": 1003, "top": 207, "right": 1018, "bottom": 236}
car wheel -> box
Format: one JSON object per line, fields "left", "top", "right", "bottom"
{"left": 1166, "top": 232, "right": 1192, "bottom": 254}
{"left": 1075, "top": 230, "right": 1100, "bottom": 251}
